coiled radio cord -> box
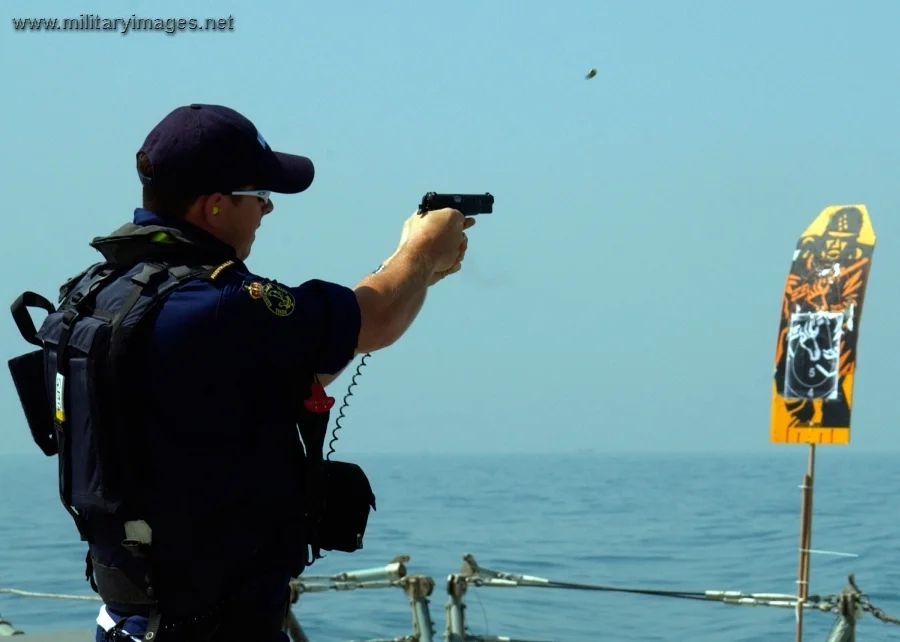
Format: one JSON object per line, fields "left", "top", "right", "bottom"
{"left": 324, "top": 352, "right": 371, "bottom": 461}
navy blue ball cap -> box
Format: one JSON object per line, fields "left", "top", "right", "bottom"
{"left": 137, "top": 103, "right": 314, "bottom": 197}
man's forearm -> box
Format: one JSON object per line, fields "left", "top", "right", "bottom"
{"left": 353, "top": 246, "right": 434, "bottom": 353}
{"left": 321, "top": 280, "right": 426, "bottom": 387}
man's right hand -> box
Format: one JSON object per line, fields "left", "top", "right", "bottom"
{"left": 400, "top": 207, "right": 476, "bottom": 274}
{"left": 353, "top": 207, "right": 476, "bottom": 353}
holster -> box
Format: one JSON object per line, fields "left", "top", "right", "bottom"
{"left": 316, "top": 459, "right": 376, "bottom": 553}
{"left": 295, "top": 372, "right": 376, "bottom": 559}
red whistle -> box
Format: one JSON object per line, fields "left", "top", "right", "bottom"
{"left": 304, "top": 381, "right": 335, "bottom": 414}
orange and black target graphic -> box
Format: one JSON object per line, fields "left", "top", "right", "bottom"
{"left": 770, "top": 205, "right": 877, "bottom": 445}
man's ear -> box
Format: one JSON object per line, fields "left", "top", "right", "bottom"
{"left": 201, "top": 193, "right": 226, "bottom": 225}
{"left": 184, "top": 193, "right": 228, "bottom": 230}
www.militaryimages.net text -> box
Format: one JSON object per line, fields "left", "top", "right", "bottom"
{"left": 11, "top": 14, "right": 235, "bottom": 35}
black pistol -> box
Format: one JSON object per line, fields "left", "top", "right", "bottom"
{"left": 418, "top": 192, "right": 494, "bottom": 216}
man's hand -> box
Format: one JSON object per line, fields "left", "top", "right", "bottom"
{"left": 383, "top": 208, "right": 476, "bottom": 285}
{"left": 428, "top": 229, "right": 470, "bottom": 285}
{"left": 405, "top": 208, "right": 475, "bottom": 269}
{"left": 384, "top": 209, "right": 475, "bottom": 287}
{"left": 352, "top": 208, "right": 476, "bottom": 353}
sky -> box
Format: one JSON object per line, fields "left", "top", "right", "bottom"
{"left": 1, "top": 0, "right": 899, "bottom": 456}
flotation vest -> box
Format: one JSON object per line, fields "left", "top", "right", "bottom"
{"left": 7, "top": 221, "right": 376, "bottom": 638}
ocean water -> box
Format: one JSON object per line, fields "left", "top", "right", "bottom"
{"left": 1, "top": 450, "right": 898, "bottom": 642}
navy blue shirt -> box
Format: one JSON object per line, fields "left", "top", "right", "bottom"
{"left": 95, "top": 209, "right": 361, "bottom": 638}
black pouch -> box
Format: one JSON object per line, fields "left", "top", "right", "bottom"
{"left": 316, "top": 460, "right": 376, "bottom": 553}
{"left": 8, "top": 349, "right": 57, "bottom": 456}
{"left": 8, "top": 292, "right": 58, "bottom": 457}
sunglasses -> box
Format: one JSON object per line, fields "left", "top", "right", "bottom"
{"left": 230, "top": 189, "right": 272, "bottom": 205}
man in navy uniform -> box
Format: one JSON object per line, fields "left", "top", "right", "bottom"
{"left": 78, "top": 103, "right": 475, "bottom": 641}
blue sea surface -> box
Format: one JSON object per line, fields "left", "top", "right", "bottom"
{"left": 1, "top": 451, "right": 898, "bottom": 642}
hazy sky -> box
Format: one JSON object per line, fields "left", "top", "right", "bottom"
{"left": 2, "top": 0, "right": 898, "bottom": 455}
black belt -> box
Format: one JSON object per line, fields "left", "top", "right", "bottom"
{"left": 104, "top": 579, "right": 290, "bottom": 642}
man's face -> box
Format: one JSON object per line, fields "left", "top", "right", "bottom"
{"left": 216, "top": 186, "right": 274, "bottom": 260}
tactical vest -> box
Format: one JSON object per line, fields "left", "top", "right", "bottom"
{"left": 7, "top": 222, "right": 376, "bottom": 638}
